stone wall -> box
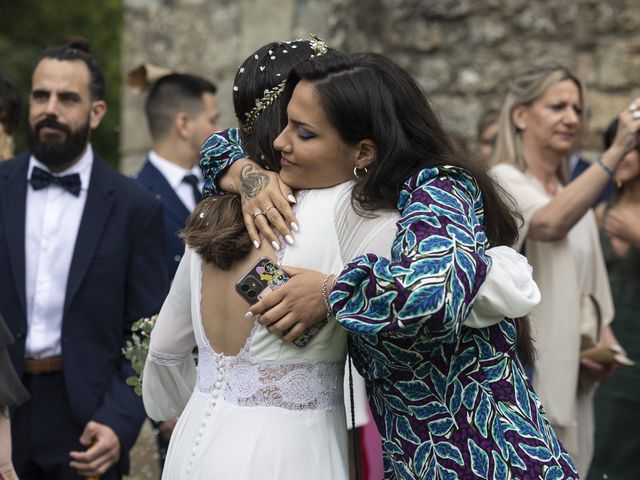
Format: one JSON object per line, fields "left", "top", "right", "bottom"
{"left": 121, "top": 0, "right": 640, "bottom": 173}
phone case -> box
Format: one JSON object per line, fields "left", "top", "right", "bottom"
{"left": 235, "top": 257, "right": 289, "bottom": 305}
{"left": 235, "top": 256, "right": 327, "bottom": 348}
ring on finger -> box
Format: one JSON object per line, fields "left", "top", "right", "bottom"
{"left": 633, "top": 110, "right": 640, "bottom": 120}
{"left": 251, "top": 211, "right": 266, "bottom": 219}
{"left": 264, "top": 205, "right": 275, "bottom": 214}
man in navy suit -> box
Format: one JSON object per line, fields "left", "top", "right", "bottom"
{"left": 135, "top": 73, "right": 219, "bottom": 278}
{"left": 0, "top": 41, "right": 169, "bottom": 478}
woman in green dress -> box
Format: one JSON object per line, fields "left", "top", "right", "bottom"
{"left": 589, "top": 115, "right": 640, "bottom": 480}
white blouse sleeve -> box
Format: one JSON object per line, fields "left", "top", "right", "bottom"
{"left": 142, "top": 247, "right": 197, "bottom": 421}
{"left": 465, "top": 246, "right": 541, "bottom": 328}
{"left": 334, "top": 185, "right": 540, "bottom": 331}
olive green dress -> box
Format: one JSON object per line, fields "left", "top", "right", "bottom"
{"left": 588, "top": 229, "right": 640, "bottom": 480}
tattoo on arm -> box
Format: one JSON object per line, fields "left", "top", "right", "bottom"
{"left": 240, "top": 164, "right": 270, "bottom": 203}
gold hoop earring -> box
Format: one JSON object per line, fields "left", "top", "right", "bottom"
{"left": 353, "top": 166, "right": 368, "bottom": 180}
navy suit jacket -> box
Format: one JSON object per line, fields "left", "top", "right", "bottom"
{"left": 134, "top": 159, "right": 191, "bottom": 278}
{"left": 0, "top": 151, "right": 169, "bottom": 461}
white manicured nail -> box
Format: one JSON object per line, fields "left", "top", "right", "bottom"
{"left": 290, "top": 222, "right": 299, "bottom": 232}
{"left": 285, "top": 235, "right": 294, "bottom": 245}
{"left": 245, "top": 311, "right": 254, "bottom": 318}
{"left": 271, "top": 240, "right": 280, "bottom": 250}
{"left": 288, "top": 194, "right": 297, "bottom": 203}
{"left": 253, "top": 240, "right": 260, "bottom": 249}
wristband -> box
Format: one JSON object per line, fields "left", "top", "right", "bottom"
{"left": 596, "top": 157, "right": 615, "bottom": 177}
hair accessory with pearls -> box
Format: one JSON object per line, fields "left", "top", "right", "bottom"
{"left": 239, "top": 34, "right": 329, "bottom": 133}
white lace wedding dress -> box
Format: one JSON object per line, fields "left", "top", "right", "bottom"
{"left": 142, "top": 181, "right": 541, "bottom": 479}
{"left": 142, "top": 182, "right": 398, "bottom": 479}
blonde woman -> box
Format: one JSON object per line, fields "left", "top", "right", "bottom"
{"left": 491, "top": 63, "right": 640, "bottom": 476}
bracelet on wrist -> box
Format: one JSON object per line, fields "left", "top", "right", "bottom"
{"left": 321, "top": 274, "right": 335, "bottom": 319}
{"left": 596, "top": 157, "right": 616, "bottom": 177}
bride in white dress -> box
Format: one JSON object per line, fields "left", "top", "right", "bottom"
{"left": 142, "top": 180, "right": 538, "bottom": 480}
{"left": 141, "top": 40, "right": 540, "bottom": 480}
{"left": 143, "top": 182, "right": 398, "bottom": 479}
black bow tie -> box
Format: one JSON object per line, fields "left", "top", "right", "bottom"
{"left": 29, "top": 166, "right": 82, "bottom": 197}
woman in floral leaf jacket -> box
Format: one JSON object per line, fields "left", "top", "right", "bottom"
{"left": 200, "top": 52, "right": 578, "bottom": 479}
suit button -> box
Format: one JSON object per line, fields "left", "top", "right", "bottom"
{"left": 174, "top": 255, "right": 181, "bottom": 262}
{"left": 15, "top": 329, "right": 25, "bottom": 340}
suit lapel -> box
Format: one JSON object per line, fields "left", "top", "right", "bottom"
{"left": 138, "top": 160, "right": 190, "bottom": 224}
{"left": 1, "top": 153, "right": 29, "bottom": 315}
{"left": 64, "top": 156, "right": 115, "bottom": 314}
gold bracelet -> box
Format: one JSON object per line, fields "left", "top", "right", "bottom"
{"left": 321, "top": 274, "right": 335, "bottom": 318}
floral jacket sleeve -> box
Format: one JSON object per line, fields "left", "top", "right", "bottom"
{"left": 330, "top": 166, "right": 490, "bottom": 346}
{"left": 200, "top": 128, "right": 246, "bottom": 197}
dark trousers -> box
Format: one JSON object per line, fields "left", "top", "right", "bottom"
{"left": 12, "top": 372, "right": 119, "bottom": 480}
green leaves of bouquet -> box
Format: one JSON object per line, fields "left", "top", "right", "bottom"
{"left": 122, "top": 314, "right": 157, "bottom": 396}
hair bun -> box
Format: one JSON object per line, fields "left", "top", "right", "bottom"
{"left": 65, "top": 36, "right": 91, "bottom": 53}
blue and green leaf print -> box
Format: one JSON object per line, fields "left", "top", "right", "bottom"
{"left": 333, "top": 167, "right": 579, "bottom": 478}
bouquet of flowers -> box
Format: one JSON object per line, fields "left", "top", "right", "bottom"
{"left": 122, "top": 314, "right": 157, "bottom": 396}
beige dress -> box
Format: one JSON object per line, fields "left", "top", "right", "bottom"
{"left": 492, "top": 163, "right": 614, "bottom": 477}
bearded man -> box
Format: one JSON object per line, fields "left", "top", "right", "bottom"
{"left": 0, "top": 40, "right": 169, "bottom": 479}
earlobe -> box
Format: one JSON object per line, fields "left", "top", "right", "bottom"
{"left": 512, "top": 106, "right": 527, "bottom": 131}
{"left": 174, "top": 112, "right": 191, "bottom": 139}
{"left": 89, "top": 100, "right": 107, "bottom": 129}
{"left": 356, "top": 139, "right": 377, "bottom": 169}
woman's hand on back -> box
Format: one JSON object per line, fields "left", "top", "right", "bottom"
{"left": 247, "top": 266, "right": 330, "bottom": 343}
{"left": 231, "top": 159, "right": 299, "bottom": 249}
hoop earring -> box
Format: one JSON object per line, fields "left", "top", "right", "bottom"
{"left": 353, "top": 166, "right": 368, "bottom": 180}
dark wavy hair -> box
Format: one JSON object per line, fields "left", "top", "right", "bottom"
{"left": 285, "top": 52, "right": 521, "bottom": 247}
{"left": 284, "top": 52, "right": 534, "bottom": 366}
{"left": 233, "top": 39, "right": 333, "bottom": 171}
{"left": 184, "top": 39, "right": 328, "bottom": 268}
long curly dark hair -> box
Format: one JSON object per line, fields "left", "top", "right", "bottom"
{"left": 283, "top": 51, "right": 534, "bottom": 366}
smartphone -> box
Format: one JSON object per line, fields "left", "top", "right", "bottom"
{"left": 235, "top": 256, "right": 326, "bottom": 347}
{"left": 235, "top": 257, "right": 290, "bottom": 304}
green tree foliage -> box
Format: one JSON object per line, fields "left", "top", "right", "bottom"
{"left": 0, "top": 0, "right": 123, "bottom": 167}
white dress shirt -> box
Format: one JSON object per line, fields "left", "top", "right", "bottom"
{"left": 148, "top": 151, "right": 202, "bottom": 212}
{"left": 24, "top": 147, "right": 93, "bottom": 358}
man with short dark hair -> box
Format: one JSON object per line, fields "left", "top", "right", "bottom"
{"left": 135, "top": 73, "right": 219, "bottom": 277}
{"left": 0, "top": 41, "right": 169, "bottom": 479}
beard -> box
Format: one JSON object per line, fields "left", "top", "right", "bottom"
{"left": 28, "top": 116, "right": 90, "bottom": 170}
